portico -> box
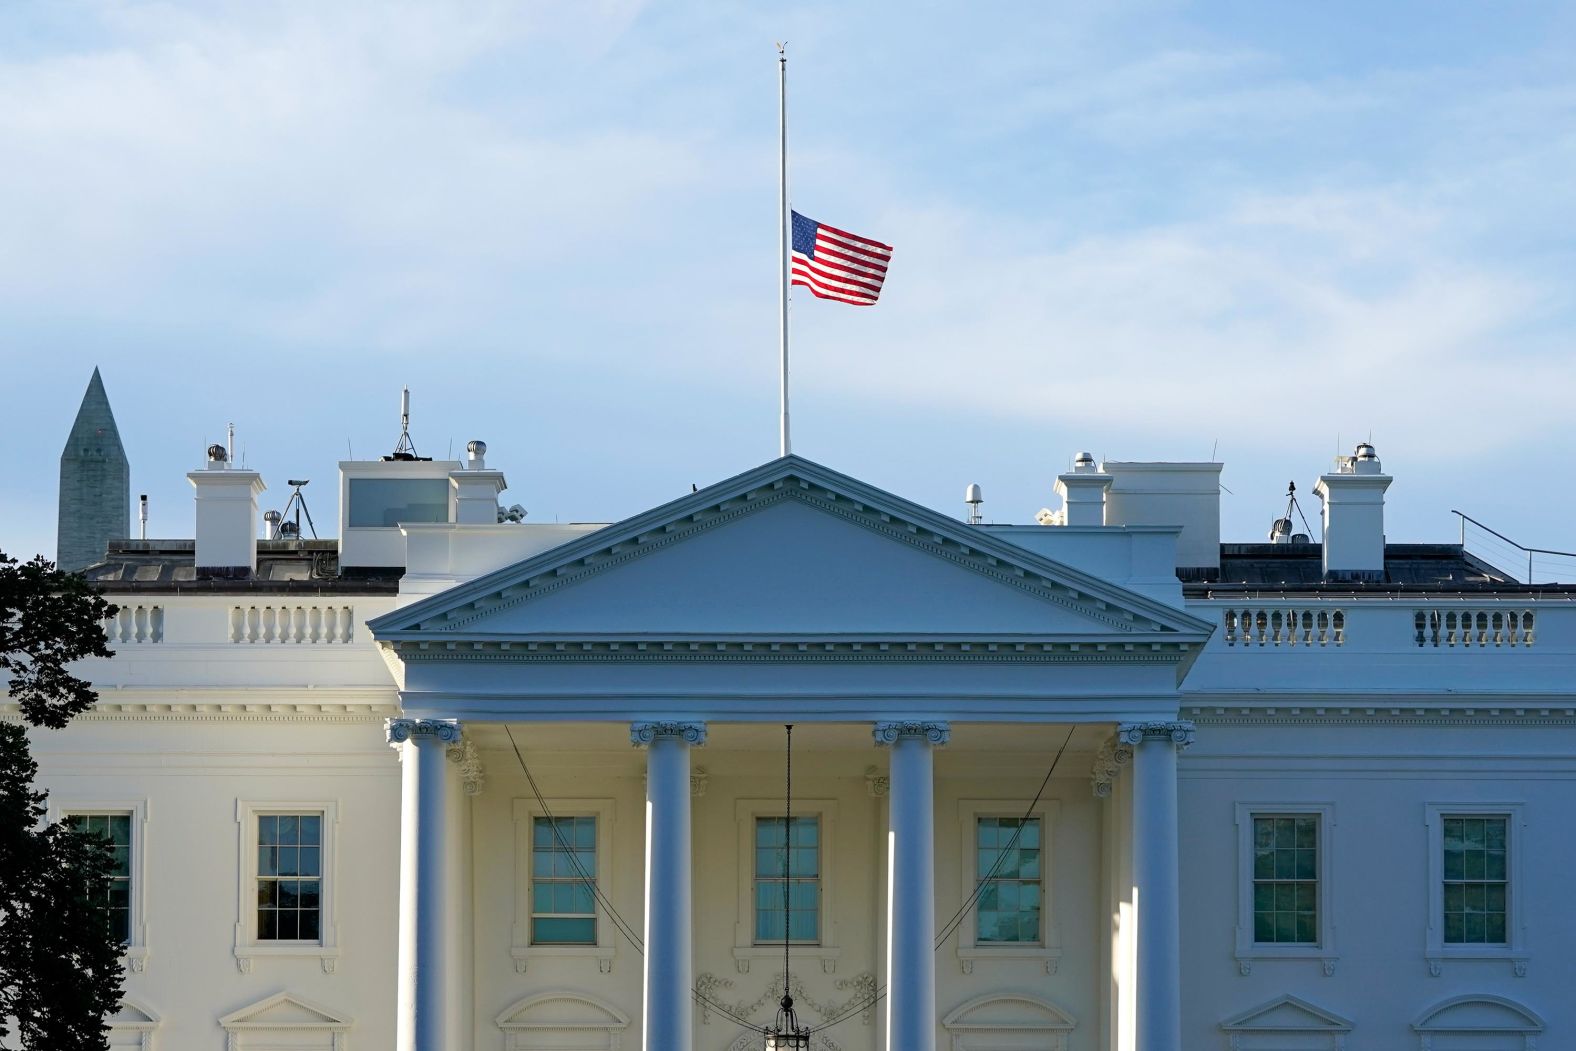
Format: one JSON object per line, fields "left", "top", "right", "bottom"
{"left": 370, "top": 456, "right": 1213, "bottom": 1051}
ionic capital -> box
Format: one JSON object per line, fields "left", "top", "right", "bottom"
{"left": 629, "top": 721, "right": 708, "bottom": 747}
{"left": 1090, "top": 737, "right": 1134, "bottom": 798}
{"left": 385, "top": 717, "right": 462, "bottom": 747}
{"left": 872, "top": 720, "right": 951, "bottom": 746}
{"left": 1116, "top": 720, "right": 1196, "bottom": 749}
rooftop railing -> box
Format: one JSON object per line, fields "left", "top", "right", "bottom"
{"left": 1453, "top": 510, "right": 1576, "bottom": 585}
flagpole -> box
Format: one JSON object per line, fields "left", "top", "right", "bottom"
{"left": 777, "top": 43, "right": 791, "bottom": 457}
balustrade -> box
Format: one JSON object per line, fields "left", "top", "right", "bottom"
{"left": 1414, "top": 609, "right": 1535, "bottom": 648}
{"left": 1222, "top": 607, "right": 1344, "bottom": 647}
{"left": 229, "top": 604, "right": 355, "bottom": 644}
{"left": 104, "top": 604, "right": 163, "bottom": 644}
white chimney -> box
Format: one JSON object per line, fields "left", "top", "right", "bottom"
{"left": 1101, "top": 460, "right": 1224, "bottom": 570}
{"left": 1052, "top": 451, "right": 1112, "bottom": 526}
{"left": 1313, "top": 442, "right": 1391, "bottom": 581}
{"left": 451, "top": 440, "right": 508, "bottom": 525}
{"left": 187, "top": 446, "right": 265, "bottom": 577}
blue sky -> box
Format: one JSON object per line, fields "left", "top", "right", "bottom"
{"left": 2, "top": 1, "right": 1573, "bottom": 574}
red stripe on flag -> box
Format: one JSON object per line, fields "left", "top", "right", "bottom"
{"left": 814, "top": 222, "right": 893, "bottom": 253}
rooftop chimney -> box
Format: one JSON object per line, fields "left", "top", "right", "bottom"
{"left": 1313, "top": 442, "right": 1391, "bottom": 581}
{"left": 1052, "top": 451, "right": 1112, "bottom": 526}
{"left": 187, "top": 444, "right": 265, "bottom": 578}
{"left": 452, "top": 440, "right": 508, "bottom": 525}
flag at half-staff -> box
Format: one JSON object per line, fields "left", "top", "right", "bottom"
{"left": 789, "top": 210, "right": 893, "bottom": 305}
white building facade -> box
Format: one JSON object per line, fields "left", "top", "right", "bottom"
{"left": 16, "top": 439, "right": 1573, "bottom": 1051}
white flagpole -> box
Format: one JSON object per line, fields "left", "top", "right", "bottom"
{"left": 777, "top": 43, "right": 791, "bottom": 457}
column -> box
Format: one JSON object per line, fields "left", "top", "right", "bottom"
{"left": 386, "top": 717, "right": 462, "bottom": 1051}
{"left": 1120, "top": 720, "right": 1193, "bottom": 1051}
{"left": 631, "top": 721, "right": 707, "bottom": 1051}
{"left": 874, "top": 720, "right": 949, "bottom": 1051}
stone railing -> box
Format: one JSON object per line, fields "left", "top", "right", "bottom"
{"left": 1414, "top": 609, "right": 1535, "bottom": 648}
{"left": 105, "top": 604, "right": 164, "bottom": 644}
{"left": 1221, "top": 607, "right": 1345, "bottom": 648}
{"left": 229, "top": 605, "right": 355, "bottom": 644}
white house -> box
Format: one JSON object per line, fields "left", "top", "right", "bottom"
{"left": 16, "top": 419, "right": 1574, "bottom": 1051}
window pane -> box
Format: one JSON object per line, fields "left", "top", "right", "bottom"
{"left": 257, "top": 909, "right": 278, "bottom": 940}
{"left": 300, "top": 815, "right": 321, "bottom": 845}
{"left": 532, "top": 917, "right": 595, "bottom": 944}
{"left": 347, "top": 477, "right": 450, "bottom": 527}
{"left": 299, "top": 909, "right": 321, "bottom": 942}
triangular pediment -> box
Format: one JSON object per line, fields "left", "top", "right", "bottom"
{"left": 371, "top": 456, "right": 1212, "bottom": 650}
{"left": 219, "top": 991, "right": 350, "bottom": 1029}
{"left": 1221, "top": 994, "right": 1353, "bottom": 1032}
{"left": 111, "top": 999, "right": 158, "bottom": 1028}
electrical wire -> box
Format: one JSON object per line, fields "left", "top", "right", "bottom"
{"left": 504, "top": 723, "right": 1078, "bottom": 1040}
{"left": 504, "top": 727, "right": 765, "bottom": 1033}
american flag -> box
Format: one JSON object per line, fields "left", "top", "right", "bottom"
{"left": 790, "top": 210, "right": 893, "bottom": 306}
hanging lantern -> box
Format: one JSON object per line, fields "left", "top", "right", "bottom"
{"left": 765, "top": 992, "right": 811, "bottom": 1049}
{"left": 764, "top": 725, "right": 812, "bottom": 1050}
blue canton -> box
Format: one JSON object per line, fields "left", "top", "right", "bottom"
{"left": 791, "top": 210, "right": 819, "bottom": 257}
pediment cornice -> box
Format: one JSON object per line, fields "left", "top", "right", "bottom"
{"left": 370, "top": 456, "right": 1214, "bottom": 645}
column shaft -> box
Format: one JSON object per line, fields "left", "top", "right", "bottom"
{"left": 388, "top": 718, "right": 460, "bottom": 1051}
{"left": 633, "top": 722, "right": 705, "bottom": 1051}
{"left": 1126, "top": 722, "right": 1189, "bottom": 1051}
{"left": 875, "top": 721, "right": 948, "bottom": 1051}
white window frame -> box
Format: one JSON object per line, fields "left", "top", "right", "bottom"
{"left": 956, "top": 799, "right": 1062, "bottom": 973}
{"left": 50, "top": 799, "right": 150, "bottom": 974}
{"left": 1425, "top": 803, "right": 1526, "bottom": 968}
{"left": 512, "top": 797, "right": 616, "bottom": 974}
{"left": 1234, "top": 803, "right": 1337, "bottom": 970}
{"left": 734, "top": 798, "right": 840, "bottom": 974}
{"left": 233, "top": 799, "right": 339, "bottom": 974}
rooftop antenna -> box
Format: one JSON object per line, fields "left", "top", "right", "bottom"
{"left": 391, "top": 387, "right": 418, "bottom": 459}
{"left": 964, "top": 483, "right": 984, "bottom": 525}
{"left": 1267, "top": 480, "right": 1315, "bottom": 544}
{"left": 226, "top": 422, "right": 235, "bottom": 468}
{"left": 138, "top": 494, "right": 148, "bottom": 540}
{"left": 268, "top": 480, "right": 319, "bottom": 540}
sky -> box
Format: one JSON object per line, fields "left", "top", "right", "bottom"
{"left": 2, "top": 1, "right": 1574, "bottom": 579}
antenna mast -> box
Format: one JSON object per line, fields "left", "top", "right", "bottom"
{"left": 392, "top": 386, "right": 418, "bottom": 459}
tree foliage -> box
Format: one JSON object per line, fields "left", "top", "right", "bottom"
{"left": 0, "top": 552, "right": 116, "bottom": 729}
{"left": 0, "top": 551, "right": 124, "bottom": 1050}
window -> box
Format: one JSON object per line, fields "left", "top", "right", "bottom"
{"left": 531, "top": 816, "right": 597, "bottom": 945}
{"left": 955, "top": 800, "right": 1060, "bottom": 971}
{"left": 975, "top": 817, "right": 1041, "bottom": 944}
{"left": 512, "top": 798, "right": 616, "bottom": 973}
{"left": 347, "top": 478, "right": 449, "bottom": 527}
{"left": 732, "top": 799, "right": 839, "bottom": 972}
{"left": 68, "top": 813, "right": 132, "bottom": 943}
{"left": 1234, "top": 803, "right": 1335, "bottom": 967}
{"left": 754, "top": 816, "right": 819, "bottom": 943}
{"left": 1424, "top": 804, "right": 1523, "bottom": 966}
{"left": 1252, "top": 815, "right": 1318, "bottom": 944}
{"left": 256, "top": 813, "right": 323, "bottom": 941}
{"left": 234, "top": 800, "right": 338, "bottom": 972}
{"left": 1442, "top": 815, "right": 1508, "bottom": 944}
{"left": 55, "top": 801, "right": 148, "bottom": 970}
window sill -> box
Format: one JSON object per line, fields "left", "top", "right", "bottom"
{"left": 733, "top": 945, "right": 841, "bottom": 974}
{"left": 957, "top": 945, "right": 1063, "bottom": 975}
{"left": 234, "top": 943, "right": 339, "bottom": 975}
{"left": 511, "top": 945, "right": 616, "bottom": 974}
{"left": 1234, "top": 948, "right": 1339, "bottom": 976}
{"left": 1427, "top": 947, "right": 1528, "bottom": 977}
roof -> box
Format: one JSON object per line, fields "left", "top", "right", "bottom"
{"left": 82, "top": 539, "right": 400, "bottom": 595}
